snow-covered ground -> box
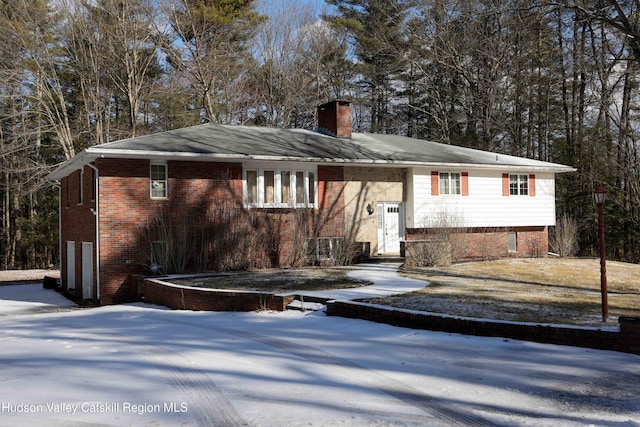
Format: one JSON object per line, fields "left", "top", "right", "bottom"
{"left": 0, "top": 271, "right": 638, "bottom": 426}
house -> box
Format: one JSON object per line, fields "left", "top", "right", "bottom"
{"left": 47, "top": 101, "right": 575, "bottom": 304}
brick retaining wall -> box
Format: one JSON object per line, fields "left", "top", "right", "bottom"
{"left": 143, "top": 278, "right": 295, "bottom": 312}
{"left": 326, "top": 300, "right": 640, "bottom": 355}
{"left": 130, "top": 276, "right": 640, "bottom": 355}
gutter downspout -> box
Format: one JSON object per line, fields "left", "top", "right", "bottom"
{"left": 52, "top": 181, "right": 61, "bottom": 285}
{"left": 84, "top": 160, "right": 100, "bottom": 303}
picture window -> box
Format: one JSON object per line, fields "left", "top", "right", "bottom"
{"left": 245, "top": 167, "right": 316, "bottom": 208}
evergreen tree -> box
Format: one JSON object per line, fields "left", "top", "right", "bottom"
{"left": 163, "top": 0, "right": 265, "bottom": 124}
{"left": 325, "top": 0, "right": 411, "bottom": 133}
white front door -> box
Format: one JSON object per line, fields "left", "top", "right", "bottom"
{"left": 82, "top": 242, "right": 94, "bottom": 300}
{"left": 66, "top": 241, "right": 75, "bottom": 290}
{"left": 377, "top": 202, "right": 403, "bottom": 255}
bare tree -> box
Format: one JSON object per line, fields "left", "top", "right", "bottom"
{"left": 251, "top": 0, "right": 352, "bottom": 128}
{"left": 160, "top": 0, "right": 264, "bottom": 124}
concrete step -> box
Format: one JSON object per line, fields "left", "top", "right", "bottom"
{"left": 286, "top": 294, "right": 329, "bottom": 311}
{"left": 358, "top": 256, "right": 404, "bottom": 264}
{"left": 287, "top": 299, "right": 325, "bottom": 311}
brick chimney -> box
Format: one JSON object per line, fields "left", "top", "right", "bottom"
{"left": 317, "top": 100, "right": 352, "bottom": 138}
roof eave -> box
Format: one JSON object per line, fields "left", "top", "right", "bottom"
{"left": 46, "top": 150, "right": 94, "bottom": 182}
{"left": 46, "top": 147, "right": 576, "bottom": 180}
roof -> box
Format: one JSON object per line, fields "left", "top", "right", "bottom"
{"left": 47, "top": 124, "right": 575, "bottom": 180}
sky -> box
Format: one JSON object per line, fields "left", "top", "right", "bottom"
{"left": 0, "top": 265, "right": 639, "bottom": 426}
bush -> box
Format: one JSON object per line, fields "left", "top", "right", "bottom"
{"left": 550, "top": 214, "right": 579, "bottom": 257}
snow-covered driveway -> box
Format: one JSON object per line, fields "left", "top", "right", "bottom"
{"left": 0, "top": 284, "right": 638, "bottom": 426}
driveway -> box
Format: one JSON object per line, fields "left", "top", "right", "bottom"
{"left": 0, "top": 274, "right": 638, "bottom": 426}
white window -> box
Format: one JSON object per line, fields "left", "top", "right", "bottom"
{"left": 244, "top": 167, "right": 316, "bottom": 208}
{"left": 281, "top": 170, "right": 291, "bottom": 205}
{"left": 264, "top": 170, "right": 275, "bottom": 204}
{"left": 509, "top": 174, "right": 529, "bottom": 196}
{"left": 439, "top": 172, "right": 461, "bottom": 195}
{"left": 150, "top": 162, "right": 168, "bottom": 199}
{"left": 308, "top": 171, "right": 316, "bottom": 205}
{"left": 246, "top": 170, "right": 258, "bottom": 204}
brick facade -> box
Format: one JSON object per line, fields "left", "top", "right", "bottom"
{"left": 406, "top": 226, "right": 548, "bottom": 261}
{"left": 60, "top": 156, "right": 552, "bottom": 305}
{"left": 59, "top": 166, "right": 98, "bottom": 300}
{"left": 60, "top": 159, "right": 348, "bottom": 304}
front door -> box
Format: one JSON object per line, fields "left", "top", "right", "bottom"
{"left": 377, "top": 202, "right": 403, "bottom": 255}
{"left": 82, "top": 242, "right": 94, "bottom": 300}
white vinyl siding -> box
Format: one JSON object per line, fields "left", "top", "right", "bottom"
{"left": 407, "top": 167, "right": 556, "bottom": 228}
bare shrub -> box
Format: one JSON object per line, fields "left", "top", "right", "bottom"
{"left": 288, "top": 210, "right": 311, "bottom": 268}
{"left": 550, "top": 214, "right": 579, "bottom": 257}
{"left": 414, "top": 211, "right": 509, "bottom": 262}
{"left": 192, "top": 224, "right": 211, "bottom": 272}
{"left": 405, "top": 239, "right": 452, "bottom": 267}
{"left": 209, "top": 204, "right": 267, "bottom": 271}
{"left": 135, "top": 206, "right": 193, "bottom": 274}
{"left": 289, "top": 207, "right": 360, "bottom": 267}
{"left": 411, "top": 211, "right": 461, "bottom": 265}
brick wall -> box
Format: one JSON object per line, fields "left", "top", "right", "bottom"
{"left": 77, "top": 159, "right": 347, "bottom": 304}
{"left": 327, "top": 301, "right": 640, "bottom": 355}
{"left": 60, "top": 166, "right": 98, "bottom": 299}
{"left": 143, "top": 278, "right": 295, "bottom": 311}
{"left": 406, "top": 226, "right": 548, "bottom": 260}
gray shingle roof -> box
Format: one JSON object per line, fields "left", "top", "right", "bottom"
{"left": 48, "top": 124, "right": 575, "bottom": 180}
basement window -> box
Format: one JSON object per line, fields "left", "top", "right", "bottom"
{"left": 306, "top": 237, "right": 344, "bottom": 263}
{"left": 507, "top": 232, "right": 517, "bottom": 252}
{"left": 244, "top": 167, "right": 317, "bottom": 208}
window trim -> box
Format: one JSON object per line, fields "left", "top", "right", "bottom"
{"left": 244, "top": 166, "right": 317, "bottom": 208}
{"left": 150, "top": 161, "right": 168, "bottom": 199}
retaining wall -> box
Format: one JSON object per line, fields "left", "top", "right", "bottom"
{"left": 143, "top": 278, "right": 295, "bottom": 312}
{"left": 326, "top": 300, "right": 640, "bottom": 355}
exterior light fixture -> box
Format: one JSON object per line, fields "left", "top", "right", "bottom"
{"left": 593, "top": 182, "right": 608, "bottom": 322}
{"left": 366, "top": 203, "right": 375, "bottom": 216}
